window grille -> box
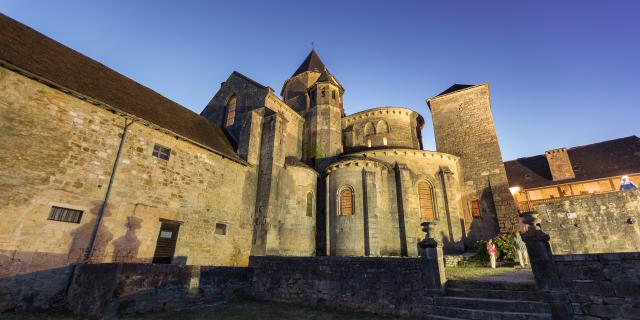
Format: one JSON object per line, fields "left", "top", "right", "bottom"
{"left": 339, "top": 188, "right": 354, "bottom": 216}
{"left": 418, "top": 181, "right": 435, "bottom": 220}
{"left": 48, "top": 206, "right": 83, "bottom": 223}
{"left": 152, "top": 144, "right": 171, "bottom": 160}
{"left": 470, "top": 200, "right": 481, "bottom": 218}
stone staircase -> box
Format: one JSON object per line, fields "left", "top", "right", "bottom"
{"left": 427, "top": 279, "right": 553, "bottom": 320}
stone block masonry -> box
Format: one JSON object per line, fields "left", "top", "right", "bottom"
{"left": 535, "top": 189, "right": 640, "bottom": 254}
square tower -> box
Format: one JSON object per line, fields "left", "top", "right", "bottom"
{"left": 427, "top": 84, "right": 517, "bottom": 244}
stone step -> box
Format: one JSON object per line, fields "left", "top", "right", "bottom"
{"left": 431, "top": 306, "right": 552, "bottom": 320}
{"left": 435, "top": 296, "right": 551, "bottom": 314}
{"left": 446, "top": 279, "right": 537, "bottom": 291}
{"left": 425, "top": 315, "right": 465, "bottom": 320}
{"left": 445, "top": 287, "right": 543, "bottom": 302}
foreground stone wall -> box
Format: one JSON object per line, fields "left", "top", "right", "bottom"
{"left": 554, "top": 253, "right": 640, "bottom": 319}
{"left": 68, "top": 263, "right": 252, "bottom": 318}
{"left": 250, "top": 256, "right": 442, "bottom": 316}
{"left": 535, "top": 189, "right": 640, "bottom": 254}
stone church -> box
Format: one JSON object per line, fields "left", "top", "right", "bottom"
{"left": 0, "top": 14, "right": 517, "bottom": 275}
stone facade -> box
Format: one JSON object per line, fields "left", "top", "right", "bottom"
{"left": 428, "top": 84, "right": 518, "bottom": 244}
{"left": 534, "top": 189, "right": 640, "bottom": 254}
{"left": 1, "top": 17, "right": 517, "bottom": 291}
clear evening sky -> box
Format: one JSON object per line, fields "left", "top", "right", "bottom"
{"left": 1, "top": 1, "right": 638, "bottom": 160}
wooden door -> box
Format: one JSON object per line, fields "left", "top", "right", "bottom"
{"left": 152, "top": 221, "right": 180, "bottom": 264}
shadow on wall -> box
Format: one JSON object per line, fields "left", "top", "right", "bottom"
{"left": 0, "top": 203, "right": 156, "bottom": 312}
{"left": 463, "top": 185, "right": 501, "bottom": 249}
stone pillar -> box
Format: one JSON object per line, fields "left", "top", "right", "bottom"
{"left": 417, "top": 222, "right": 446, "bottom": 294}
{"left": 521, "top": 212, "right": 574, "bottom": 320}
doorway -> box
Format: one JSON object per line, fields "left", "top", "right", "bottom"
{"left": 152, "top": 221, "right": 180, "bottom": 264}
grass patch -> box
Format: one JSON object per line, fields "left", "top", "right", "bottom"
{"left": 445, "top": 266, "right": 524, "bottom": 280}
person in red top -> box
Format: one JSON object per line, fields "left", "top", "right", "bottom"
{"left": 487, "top": 239, "right": 497, "bottom": 268}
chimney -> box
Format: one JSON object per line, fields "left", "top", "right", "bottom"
{"left": 545, "top": 148, "right": 575, "bottom": 181}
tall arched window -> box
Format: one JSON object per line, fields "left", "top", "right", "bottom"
{"left": 339, "top": 186, "right": 354, "bottom": 216}
{"left": 306, "top": 192, "right": 313, "bottom": 217}
{"left": 224, "top": 95, "right": 237, "bottom": 127}
{"left": 418, "top": 181, "right": 435, "bottom": 220}
{"left": 376, "top": 120, "right": 389, "bottom": 133}
{"left": 363, "top": 122, "right": 375, "bottom": 136}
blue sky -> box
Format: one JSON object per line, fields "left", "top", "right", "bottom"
{"left": 2, "top": 1, "right": 638, "bottom": 160}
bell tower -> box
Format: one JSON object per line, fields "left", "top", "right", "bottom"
{"left": 305, "top": 68, "right": 344, "bottom": 166}
{"left": 281, "top": 50, "right": 344, "bottom": 167}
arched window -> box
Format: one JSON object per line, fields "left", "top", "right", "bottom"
{"left": 418, "top": 181, "right": 435, "bottom": 220}
{"left": 364, "top": 122, "right": 375, "bottom": 136}
{"left": 306, "top": 192, "right": 313, "bottom": 217}
{"left": 224, "top": 95, "right": 237, "bottom": 127}
{"left": 339, "top": 186, "right": 354, "bottom": 216}
{"left": 376, "top": 120, "right": 389, "bottom": 133}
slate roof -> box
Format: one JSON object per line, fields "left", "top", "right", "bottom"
{"left": 505, "top": 136, "right": 640, "bottom": 189}
{"left": 291, "top": 49, "right": 326, "bottom": 77}
{"left": 435, "top": 84, "right": 475, "bottom": 97}
{"left": 0, "top": 14, "right": 239, "bottom": 160}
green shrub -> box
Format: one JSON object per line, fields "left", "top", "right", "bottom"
{"left": 473, "top": 234, "right": 516, "bottom": 262}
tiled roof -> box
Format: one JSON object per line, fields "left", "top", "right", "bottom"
{"left": 0, "top": 14, "right": 239, "bottom": 160}
{"left": 505, "top": 136, "right": 640, "bottom": 189}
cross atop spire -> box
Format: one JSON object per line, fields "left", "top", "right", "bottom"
{"left": 291, "top": 49, "right": 326, "bottom": 77}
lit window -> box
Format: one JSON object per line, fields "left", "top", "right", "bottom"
{"left": 470, "top": 200, "right": 481, "bottom": 218}
{"left": 418, "top": 181, "right": 435, "bottom": 220}
{"left": 48, "top": 206, "right": 83, "bottom": 224}
{"left": 152, "top": 144, "right": 171, "bottom": 160}
{"left": 383, "top": 137, "right": 388, "bottom": 146}
{"left": 339, "top": 187, "right": 354, "bottom": 216}
{"left": 215, "top": 223, "right": 227, "bottom": 235}
{"left": 225, "top": 95, "right": 237, "bottom": 127}
{"left": 367, "top": 139, "right": 372, "bottom": 148}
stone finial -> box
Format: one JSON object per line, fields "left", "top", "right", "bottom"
{"left": 418, "top": 221, "right": 438, "bottom": 248}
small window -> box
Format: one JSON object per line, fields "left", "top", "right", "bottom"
{"left": 152, "top": 144, "right": 171, "bottom": 160}
{"left": 332, "top": 90, "right": 336, "bottom": 99}
{"left": 383, "top": 137, "right": 388, "bottom": 146}
{"left": 321, "top": 88, "right": 326, "bottom": 97}
{"left": 339, "top": 187, "right": 354, "bottom": 216}
{"left": 306, "top": 192, "right": 314, "bottom": 217}
{"left": 224, "top": 95, "right": 237, "bottom": 127}
{"left": 470, "top": 200, "right": 481, "bottom": 218}
{"left": 367, "top": 139, "right": 372, "bottom": 148}
{"left": 418, "top": 181, "right": 435, "bottom": 220}
{"left": 215, "top": 223, "right": 227, "bottom": 235}
{"left": 48, "top": 206, "right": 83, "bottom": 223}
{"left": 160, "top": 231, "right": 173, "bottom": 238}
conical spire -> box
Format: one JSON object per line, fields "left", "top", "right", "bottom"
{"left": 291, "top": 49, "right": 326, "bottom": 77}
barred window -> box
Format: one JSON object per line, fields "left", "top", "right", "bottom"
{"left": 152, "top": 144, "right": 171, "bottom": 160}
{"left": 224, "top": 95, "right": 237, "bottom": 127}
{"left": 48, "top": 206, "right": 83, "bottom": 223}
{"left": 306, "top": 192, "right": 314, "bottom": 217}
{"left": 339, "top": 187, "right": 354, "bottom": 216}
{"left": 470, "top": 200, "right": 481, "bottom": 218}
{"left": 418, "top": 181, "right": 435, "bottom": 220}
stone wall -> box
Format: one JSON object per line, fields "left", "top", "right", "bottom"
{"left": 535, "top": 189, "right": 640, "bottom": 254}
{"left": 0, "top": 265, "right": 73, "bottom": 312}
{"left": 342, "top": 107, "right": 422, "bottom": 151}
{"left": 67, "top": 263, "right": 252, "bottom": 318}
{"left": 428, "top": 84, "right": 517, "bottom": 243}
{"left": 325, "top": 150, "right": 466, "bottom": 255}
{"left": 0, "top": 64, "right": 257, "bottom": 275}
{"left": 249, "top": 256, "right": 442, "bottom": 316}
{"left": 554, "top": 253, "right": 640, "bottom": 319}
